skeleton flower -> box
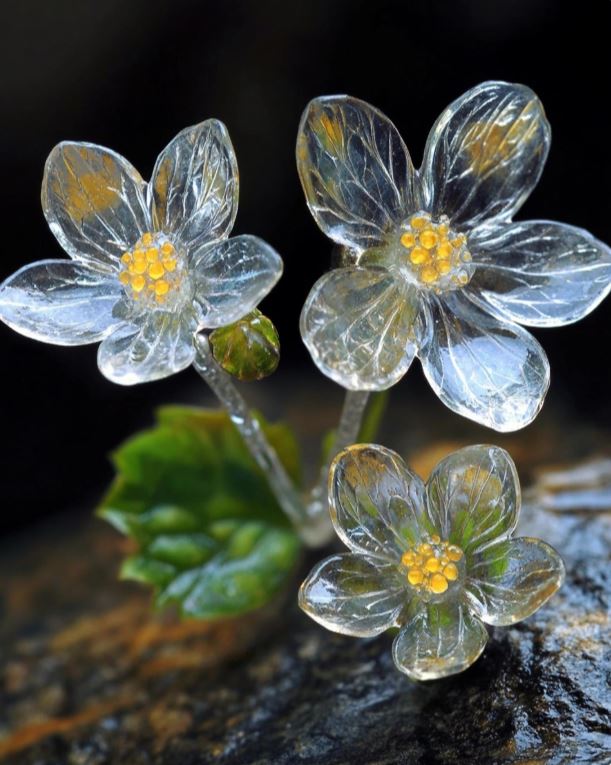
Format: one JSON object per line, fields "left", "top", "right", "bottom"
{"left": 299, "top": 443, "right": 564, "bottom": 680}
{"left": 297, "top": 81, "right": 611, "bottom": 430}
{"left": 0, "top": 121, "right": 282, "bottom": 384}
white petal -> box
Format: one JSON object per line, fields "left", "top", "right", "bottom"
{"left": 297, "top": 96, "right": 416, "bottom": 251}
{"left": 392, "top": 601, "right": 488, "bottom": 680}
{"left": 150, "top": 120, "right": 238, "bottom": 249}
{"left": 468, "top": 221, "right": 611, "bottom": 327}
{"left": 299, "top": 553, "right": 408, "bottom": 637}
{"left": 0, "top": 259, "right": 120, "bottom": 345}
{"left": 421, "top": 81, "right": 550, "bottom": 230}
{"left": 425, "top": 445, "right": 520, "bottom": 555}
{"left": 42, "top": 142, "right": 151, "bottom": 273}
{"left": 97, "top": 312, "right": 195, "bottom": 385}
{"left": 466, "top": 537, "right": 565, "bottom": 626}
{"left": 191, "top": 235, "right": 282, "bottom": 329}
{"left": 300, "top": 267, "right": 419, "bottom": 391}
{"left": 329, "top": 444, "right": 426, "bottom": 562}
{"left": 419, "top": 292, "right": 550, "bottom": 431}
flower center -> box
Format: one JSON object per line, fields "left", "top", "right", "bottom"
{"left": 119, "top": 231, "right": 185, "bottom": 307}
{"left": 399, "top": 212, "right": 473, "bottom": 293}
{"left": 401, "top": 535, "right": 464, "bottom": 596}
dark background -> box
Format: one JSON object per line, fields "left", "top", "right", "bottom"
{"left": 0, "top": 0, "right": 609, "bottom": 533}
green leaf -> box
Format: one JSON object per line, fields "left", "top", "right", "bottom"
{"left": 209, "top": 310, "right": 280, "bottom": 381}
{"left": 98, "top": 406, "right": 302, "bottom": 619}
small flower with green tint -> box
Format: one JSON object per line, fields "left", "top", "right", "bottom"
{"left": 299, "top": 443, "right": 565, "bottom": 680}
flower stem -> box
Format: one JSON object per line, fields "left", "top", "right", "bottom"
{"left": 305, "top": 389, "right": 370, "bottom": 524}
{"left": 193, "top": 335, "right": 327, "bottom": 547}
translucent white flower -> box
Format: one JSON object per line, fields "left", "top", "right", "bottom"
{"left": 297, "top": 81, "right": 611, "bottom": 431}
{"left": 0, "top": 122, "right": 283, "bottom": 384}
{"left": 299, "top": 443, "right": 565, "bottom": 681}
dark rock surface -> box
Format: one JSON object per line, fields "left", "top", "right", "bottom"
{"left": 1, "top": 417, "right": 610, "bottom": 764}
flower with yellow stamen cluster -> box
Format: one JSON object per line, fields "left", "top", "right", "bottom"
{"left": 300, "top": 443, "right": 565, "bottom": 680}
{"left": 297, "top": 81, "right": 611, "bottom": 432}
{"left": 0, "top": 121, "right": 283, "bottom": 386}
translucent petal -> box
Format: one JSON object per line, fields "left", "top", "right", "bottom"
{"left": 466, "top": 537, "right": 565, "bottom": 626}
{"left": 150, "top": 120, "right": 238, "bottom": 250}
{"left": 419, "top": 292, "right": 550, "bottom": 431}
{"left": 468, "top": 221, "right": 611, "bottom": 327}
{"left": 329, "top": 444, "right": 426, "bottom": 562}
{"left": 296, "top": 96, "right": 416, "bottom": 251}
{"left": 421, "top": 81, "right": 550, "bottom": 230}
{"left": 97, "top": 312, "right": 195, "bottom": 385}
{"left": 300, "top": 267, "right": 419, "bottom": 391}
{"left": 191, "top": 235, "right": 283, "bottom": 329}
{"left": 42, "top": 142, "right": 151, "bottom": 274}
{"left": 425, "top": 445, "right": 519, "bottom": 557}
{"left": 392, "top": 601, "right": 488, "bottom": 680}
{"left": 299, "top": 552, "right": 409, "bottom": 637}
{"left": 0, "top": 259, "right": 120, "bottom": 345}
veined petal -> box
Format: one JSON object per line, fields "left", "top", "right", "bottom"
{"left": 392, "top": 601, "right": 488, "bottom": 680}
{"left": 150, "top": 120, "right": 238, "bottom": 249}
{"left": 419, "top": 292, "right": 549, "bottom": 431}
{"left": 425, "top": 445, "right": 519, "bottom": 557}
{"left": 300, "top": 267, "right": 419, "bottom": 391}
{"left": 468, "top": 221, "right": 611, "bottom": 327}
{"left": 42, "top": 142, "right": 151, "bottom": 274}
{"left": 297, "top": 96, "right": 416, "bottom": 251}
{"left": 0, "top": 259, "right": 120, "bottom": 345}
{"left": 466, "top": 537, "right": 565, "bottom": 626}
{"left": 329, "top": 444, "right": 426, "bottom": 562}
{"left": 299, "top": 553, "right": 408, "bottom": 637}
{"left": 421, "top": 81, "right": 550, "bottom": 230}
{"left": 191, "top": 235, "right": 282, "bottom": 329}
{"left": 97, "top": 312, "right": 195, "bottom": 385}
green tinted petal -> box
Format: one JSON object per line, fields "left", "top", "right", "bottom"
{"left": 392, "top": 600, "right": 488, "bottom": 680}
{"left": 329, "top": 444, "right": 427, "bottom": 562}
{"left": 299, "top": 552, "right": 408, "bottom": 637}
{"left": 425, "top": 445, "right": 519, "bottom": 556}
{"left": 466, "top": 537, "right": 565, "bottom": 626}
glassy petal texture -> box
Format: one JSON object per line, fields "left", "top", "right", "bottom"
{"left": 419, "top": 292, "right": 549, "bottom": 431}
{"left": 97, "top": 312, "right": 195, "bottom": 385}
{"left": 299, "top": 553, "right": 408, "bottom": 637}
{"left": 42, "top": 142, "right": 150, "bottom": 273}
{"left": 150, "top": 120, "right": 238, "bottom": 250}
{"left": 468, "top": 221, "right": 611, "bottom": 327}
{"left": 191, "top": 235, "right": 282, "bottom": 329}
{"left": 330, "top": 444, "right": 426, "bottom": 562}
{"left": 301, "top": 267, "right": 419, "bottom": 391}
{"left": 297, "top": 96, "right": 416, "bottom": 251}
{"left": 421, "top": 81, "right": 550, "bottom": 230}
{"left": 466, "top": 537, "right": 565, "bottom": 626}
{"left": 392, "top": 602, "right": 488, "bottom": 680}
{"left": 0, "top": 260, "right": 120, "bottom": 345}
{"left": 425, "top": 445, "right": 519, "bottom": 556}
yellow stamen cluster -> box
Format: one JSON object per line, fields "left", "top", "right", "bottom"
{"left": 119, "top": 232, "right": 181, "bottom": 305}
{"left": 401, "top": 535, "right": 464, "bottom": 596}
{"left": 399, "top": 212, "right": 473, "bottom": 292}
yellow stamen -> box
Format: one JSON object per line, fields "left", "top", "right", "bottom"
{"left": 408, "top": 568, "right": 424, "bottom": 586}
{"left": 142, "top": 232, "right": 154, "bottom": 246}
{"left": 146, "top": 247, "right": 159, "bottom": 263}
{"left": 148, "top": 262, "right": 165, "bottom": 280}
{"left": 400, "top": 232, "right": 416, "bottom": 248}
{"left": 430, "top": 574, "right": 448, "bottom": 594}
{"left": 443, "top": 563, "right": 459, "bottom": 581}
{"left": 419, "top": 229, "right": 438, "bottom": 250}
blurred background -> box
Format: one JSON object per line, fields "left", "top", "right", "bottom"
{"left": 0, "top": 0, "right": 609, "bottom": 533}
